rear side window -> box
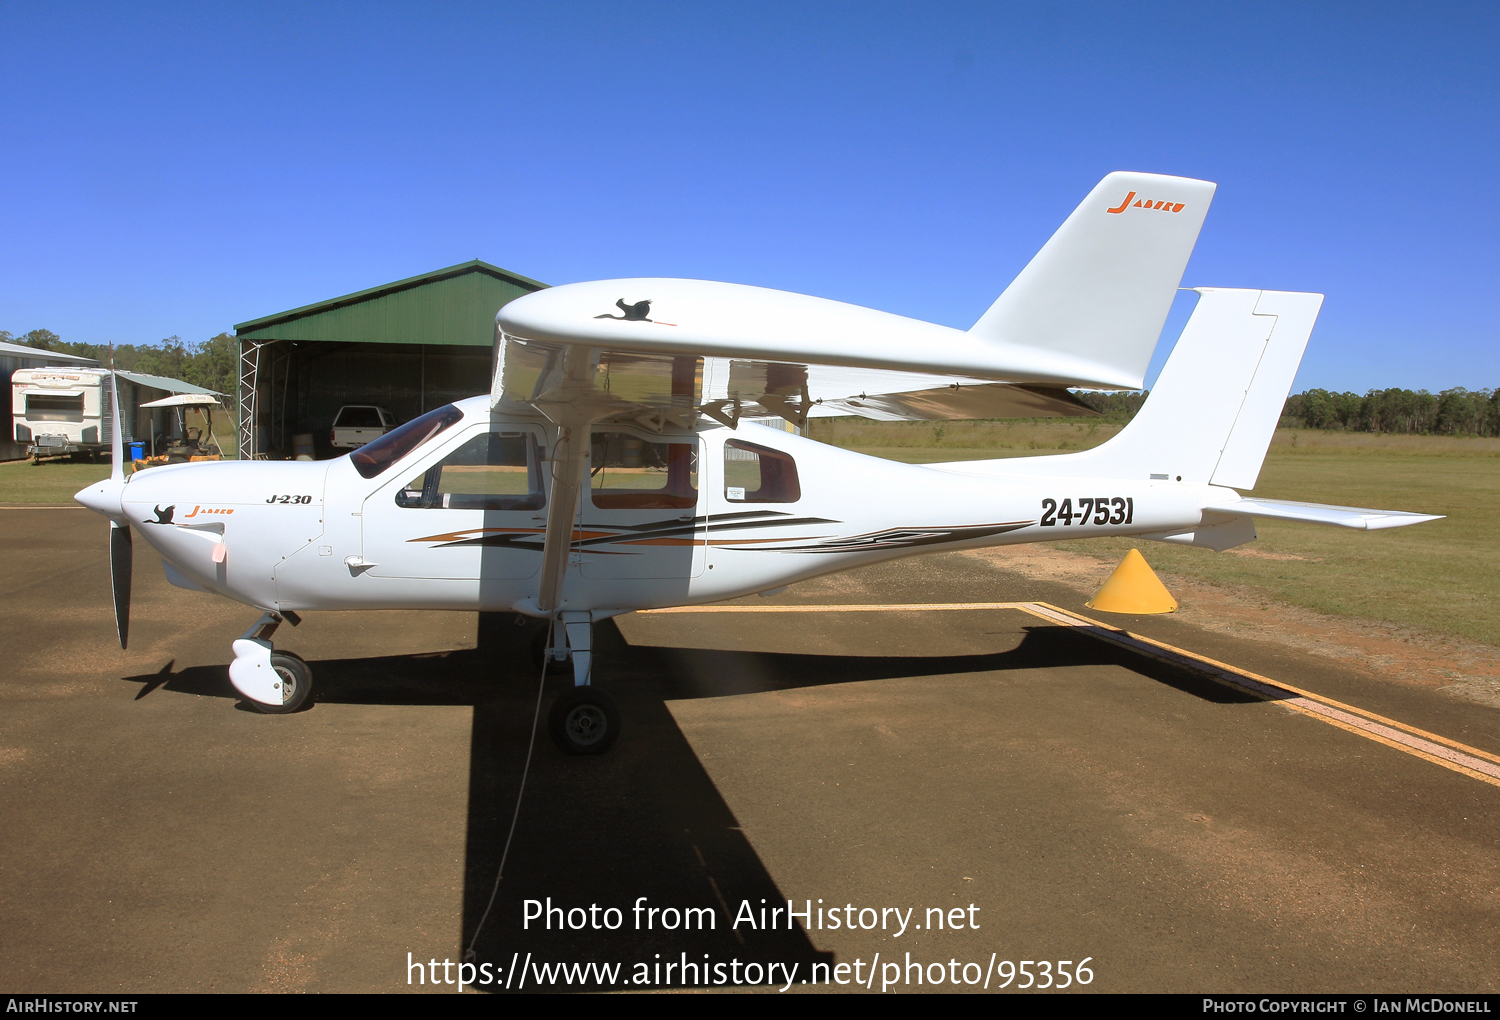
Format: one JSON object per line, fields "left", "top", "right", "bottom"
{"left": 351, "top": 404, "right": 464, "bottom": 478}
{"left": 723, "top": 440, "right": 800, "bottom": 503}
{"left": 335, "top": 407, "right": 384, "bottom": 428}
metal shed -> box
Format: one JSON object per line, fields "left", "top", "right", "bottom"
{"left": 233, "top": 260, "right": 546, "bottom": 459}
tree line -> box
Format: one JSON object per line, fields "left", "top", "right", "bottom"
{"left": 1279, "top": 388, "right": 1500, "bottom": 436}
{"left": 1074, "top": 390, "right": 1150, "bottom": 422}
{"left": 1081, "top": 386, "right": 1500, "bottom": 435}
{"left": 3, "top": 329, "right": 239, "bottom": 413}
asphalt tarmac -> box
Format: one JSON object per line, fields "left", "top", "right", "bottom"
{"left": 2, "top": 506, "right": 1497, "bottom": 994}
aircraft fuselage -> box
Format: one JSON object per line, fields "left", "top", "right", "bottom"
{"left": 117, "top": 396, "right": 1233, "bottom": 618}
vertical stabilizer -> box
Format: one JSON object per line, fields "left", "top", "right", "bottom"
{"left": 947, "top": 288, "right": 1323, "bottom": 490}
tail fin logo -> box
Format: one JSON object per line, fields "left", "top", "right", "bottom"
{"left": 1106, "top": 191, "right": 1186, "bottom": 215}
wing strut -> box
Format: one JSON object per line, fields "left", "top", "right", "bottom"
{"left": 533, "top": 347, "right": 599, "bottom": 614}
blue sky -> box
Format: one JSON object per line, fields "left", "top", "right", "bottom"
{"left": 1, "top": 2, "right": 1495, "bottom": 392}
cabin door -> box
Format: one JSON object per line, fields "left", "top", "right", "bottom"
{"left": 578, "top": 428, "right": 706, "bottom": 579}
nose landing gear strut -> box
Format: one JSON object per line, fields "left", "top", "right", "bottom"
{"left": 229, "top": 610, "right": 312, "bottom": 714}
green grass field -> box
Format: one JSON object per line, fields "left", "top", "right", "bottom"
{"left": 808, "top": 421, "right": 1500, "bottom": 647}
{"left": 806, "top": 417, "right": 1126, "bottom": 462}
{"left": 0, "top": 412, "right": 237, "bottom": 503}
{"left": 1056, "top": 436, "right": 1499, "bottom": 646}
{"left": 0, "top": 458, "right": 131, "bottom": 503}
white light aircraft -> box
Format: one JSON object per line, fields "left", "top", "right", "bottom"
{"left": 75, "top": 172, "right": 1442, "bottom": 753}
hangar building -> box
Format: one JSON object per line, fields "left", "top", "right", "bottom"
{"left": 233, "top": 260, "right": 546, "bottom": 460}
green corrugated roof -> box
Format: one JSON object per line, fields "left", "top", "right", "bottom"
{"left": 115, "top": 370, "right": 223, "bottom": 396}
{"left": 0, "top": 341, "right": 98, "bottom": 364}
{"left": 234, "top": 260, "right": 547, "bottom": 346}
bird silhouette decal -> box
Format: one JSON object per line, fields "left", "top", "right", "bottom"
{"left": 147, "top": 505, "right": 175, "bottom": 525}
{"left": 595, "top": 299, "right": 653, "bottom": 322}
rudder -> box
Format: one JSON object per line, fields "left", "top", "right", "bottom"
{"left": 1209, "top": 290, "right": 1323, "bottom": 490}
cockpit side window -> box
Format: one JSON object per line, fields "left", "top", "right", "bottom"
{"left": 723, "top": 439, "right": 800, "bottom": 503}
{"left": 350, "top": 404, "right": 464, "bottom": 479}
{"left": 396, "top": 431, "right": 546, "bottom": 510}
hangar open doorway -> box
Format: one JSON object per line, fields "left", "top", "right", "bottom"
{"left": 234, "top": 260, "right": 546, "bottom": 460}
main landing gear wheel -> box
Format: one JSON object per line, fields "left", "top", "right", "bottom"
{"left": 548, "top": 687, "right": 620, "bottom": 755}
{"left": 252, "top": 651, "right": 313, "bottom": 715}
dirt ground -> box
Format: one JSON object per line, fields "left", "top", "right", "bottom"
{"left": 967, "top": 543, "right": 1500, "bottom": 709}
{"left": 5, "top": 508, "right": 1500, "bottom": 993}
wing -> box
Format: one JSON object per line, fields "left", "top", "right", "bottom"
{"left": 490, "top": 337, "right": 1097, "bottom": 431}
{"left": 702, "top": 359, "right": 1095, "bottom": 425}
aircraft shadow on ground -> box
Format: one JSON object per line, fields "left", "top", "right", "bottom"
{"left": 118, "top": 614, "right": 1265, "bottom": 991}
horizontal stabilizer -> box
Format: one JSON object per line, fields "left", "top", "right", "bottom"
{"left": 1204, "top": 497, "right": 1444, "bottom": 530}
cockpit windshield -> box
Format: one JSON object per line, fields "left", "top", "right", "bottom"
{"left": 350, "top": 404, "right": 465, "bottom": 479}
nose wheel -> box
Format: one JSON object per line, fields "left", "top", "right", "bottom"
{"left": 255, "top": 651, "right": 313, "bottom": 714}
{"left": 548, "top": 687, "right": 620, "bottom": 755}
{"left": 228, "top": 611, "right": 313, "bottom": 714}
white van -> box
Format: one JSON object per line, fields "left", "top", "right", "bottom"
{"left": 330, "top": 405, "right": 395, "bottom": 449}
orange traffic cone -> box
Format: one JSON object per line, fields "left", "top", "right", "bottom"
{"left": 1086, "top": 548, "right": 1178, "bottom": 614}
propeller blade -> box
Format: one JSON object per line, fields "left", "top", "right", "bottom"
{"left": 108, "top": 361, "right": 124, "bottom": 483}
{"left": 110, "top": 520, "right": 132, "bottom": 649}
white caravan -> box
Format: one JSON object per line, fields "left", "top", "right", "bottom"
{"left": 12, "top": 367, "right": 115, "bottom": 459}
{"left": 75, "top": 172, "right": 1442, "bottom": 753}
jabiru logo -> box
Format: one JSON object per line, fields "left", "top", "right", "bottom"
{"left": 182, "top": 505, "right": 234, "bottom": 518}
{"left": 1106, "top": 191, "right": 1185, "bottom": 214}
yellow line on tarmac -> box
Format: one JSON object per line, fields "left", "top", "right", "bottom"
{"left": 1023, "top": 603, "right": 1500, "bottom": 776}
{"left": 639, "top": 601, "right": 1500, "bottom": 788}
{"left": 642, "top": 602, "right": 1036, "bottom": 613}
